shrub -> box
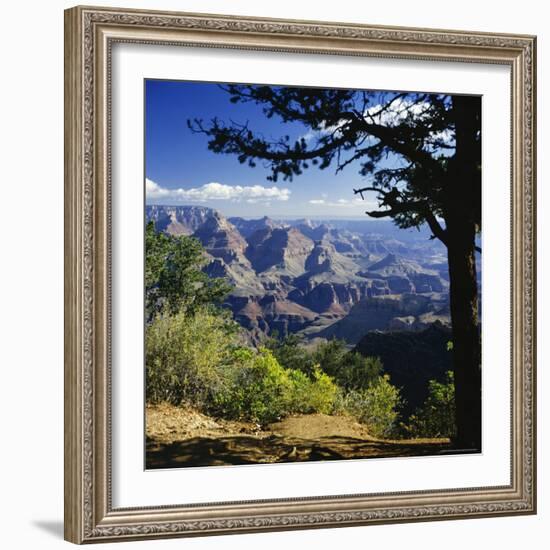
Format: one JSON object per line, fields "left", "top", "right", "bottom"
{"left": 146, "top": 310, "right": 342, "bottom": 424}
{"left": 215, "top": 350, "right": 341, "bottom": 424}
{"left": 404, "top": 371, "right": 456, "bottom": 438}
{"left": 145, "top": 307, "right": 239, "bottom": 406}
{"left": 214, "top": 348, "right": 294, "bottom": 423}
{"left": 266, "top": 335, "right": 383, "bottom": 389}
{"left": 342, "top": 375, "right": 402, "bottom": 438}
{"left": 286, "top": 366, "right": 341, "bottom": 415}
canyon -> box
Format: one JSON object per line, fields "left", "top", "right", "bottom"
{"left": 146, "top": 205, "right": 452, "bottom": 345}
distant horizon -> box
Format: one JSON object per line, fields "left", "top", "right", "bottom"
{"left": 145, "top": 202, "right": 379, "bottom": 222}
{"left": 145, "top": 203, "right": 440, "bottom": 241}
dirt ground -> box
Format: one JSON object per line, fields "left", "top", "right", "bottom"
{"left": 146, "top": 403, "right": 452, "bottom": 469}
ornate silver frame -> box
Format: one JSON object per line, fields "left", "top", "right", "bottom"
{"left": 64, "top": 5, "right": 537, "bottom": 544}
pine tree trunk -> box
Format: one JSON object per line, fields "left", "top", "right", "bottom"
{"left": 446, "top": 228, "right": 481, "bottom": 450}
{"left": 445, "top": 94, "right": 482, "bottom": 450}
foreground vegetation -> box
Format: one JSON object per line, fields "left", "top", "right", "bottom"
{"left": 145, "top": 222, "right": 456, "bottom": 440}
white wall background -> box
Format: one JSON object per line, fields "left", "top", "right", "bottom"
{"left": 0, "top": 1, "right": 546, "bottom": 548}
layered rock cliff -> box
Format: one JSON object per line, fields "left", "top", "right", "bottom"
{"left": 145, "top": 206, "right": 451, "bottom": 343}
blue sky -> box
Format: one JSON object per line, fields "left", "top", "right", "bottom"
{"left": 145, "top": 80, "right": 449, "bottom": 219}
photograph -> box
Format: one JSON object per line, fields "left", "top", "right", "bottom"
{"left": 62, "top": 5, "right": 536, "bottom": 543}
{"left": 144, "top": 79, "right": 482, "bottom": 469}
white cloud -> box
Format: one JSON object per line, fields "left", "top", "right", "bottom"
{"left": 429, "top": 128, "right": 455, "bottom": 146}
{"left": 364, "top": 98, "right": 431, "bottom": 127}
{"left": 301, "top": 120, "right": 346, "bottom": 143}
{"left": 335, "top": 198, "right": 368, "bottom": 207}
{"left": 364, "top": 99, "right": 455, "bottom": 147}
{"left": 146, "top": 178, "right": 170, "bottom": 198}
{"left": 301, "top": 98, "right": 455, "bottom": 148}
{"left": 308, "top": 197, "right": 372, "bottom": 208}
{"left": 146, "top": 179, "right": 290, "bottom": 203}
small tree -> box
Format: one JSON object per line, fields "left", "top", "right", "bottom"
{"left": 145, "top": 221, "right": 231, "bottom": 319}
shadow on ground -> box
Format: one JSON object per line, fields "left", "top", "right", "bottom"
{"left": 33, "top": 520, "right": 64, "bottom": 539}
{"left": 146, "top": 434, "right": 452, "bottom": 469}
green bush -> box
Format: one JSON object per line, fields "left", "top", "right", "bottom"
{"left": 404, "top": 371, "right": 456, "bottom": 438}
{"left": 342, "top": 375, "right": 401, "bottom": 438}
{"left": 286, "top": 366, "right": 341, "bottom": 415}
{"left": 146, "top": 310, "right": 342, "bottom": 424}
{"left": 214, "top": 348, "right": 294, "bottom": 423}
{"left": 267, "top": 336, "right": 383, "bottom": 391}
{"left": 214, "top": 349, "right": 340, "bottom": 424}
{"left": 145, "top": 307, "right": 239, "bottom": 406}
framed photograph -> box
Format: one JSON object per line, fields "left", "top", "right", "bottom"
{"left": 64, "top": 5, "right": 537, "bottom": 543}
